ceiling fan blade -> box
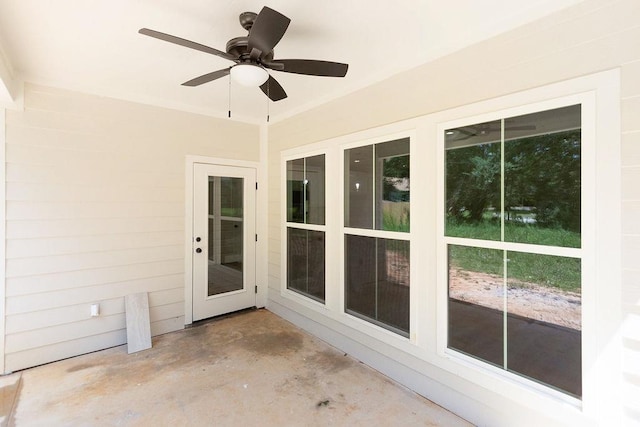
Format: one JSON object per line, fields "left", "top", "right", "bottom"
{"left": 260, "top": 75, "right": 287, "bottom": 101}
{"left": 270, "top": 59, "right": 348, "bottom": 77}
{"left": 139, "top": 28, "right": 236, "bottom": 62}
{"left": 247, "top": 7, "right": 291, "bottom": 57}
{"left": 182, "top": 68, "right": 231, "bottom": 87}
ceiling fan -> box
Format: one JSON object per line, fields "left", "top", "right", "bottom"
{"left": 139, "top": 6, "right": 349, "bottom": 102}
{"left": 447, "top": 123, "right": 536, "bottom": 141}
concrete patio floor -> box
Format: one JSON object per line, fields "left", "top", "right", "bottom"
{"left": 0, "top": 309, "right": 472, "bottom": 426}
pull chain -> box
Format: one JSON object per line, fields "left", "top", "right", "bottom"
{"left": 228, "top": 77, "right": 231, "bottom": 118}
{"left": 266, "top": 79, "right": 270, "bottom": 123}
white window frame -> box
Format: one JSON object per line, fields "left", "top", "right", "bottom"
{"left": 434, "top": 70, "right": 620, "bottom": 419}
{"left": 340, "top": 133, "right": 415, "bottom": 338}
{"left": 281, "top": 148, "right": 331, "bottom": 310}
{"left": 275, "top": 69, "right": 620, "bottom": 425}
{"left": 279, "top": 125, "right": 422, "bottom": 349}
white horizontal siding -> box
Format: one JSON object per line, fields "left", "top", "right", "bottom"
{"left": 5, "top": 286, "right": 183, "bottom": 336}
{"left": 6, "top": 201, "right": 184, "bottom": 221}
{"left": 621, "top": 50, "right": 640, "bottom": 425}
{"left": 6, "top": 245, "right": 183, "bottom": 277}
{"left": 6, "top": 274, "right": 183, "bottom": 315}
{"left": 5, "top": 330, "right": 126, "bottom": 372}
{"left": 6, "top": 217, "right": 183, "bottom": 239}
{"left": 4, "top": 84, "right": 259, "bottom": 372}
{"left": 267, "top": 0, "right": 640, "bottom": 425}
{"left": 6, "top": 260, "right": 184, "bottom": 297}
{"left": 6, "top": 231, "right": 184, "bottom": 258}
{"left": 6, "top": 182, "right": 184, "bottom": 203}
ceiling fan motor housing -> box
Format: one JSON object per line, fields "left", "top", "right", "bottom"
{"left": 226, "top": 36, "right": 274, "bottom": 62}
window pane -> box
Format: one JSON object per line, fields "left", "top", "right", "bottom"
{"left": 448, "top": 245, "right": 504, "bottom": 367}
{"left": 305, "top": 155, "right": 326, "bottom": 225}
{"left": 346, "top": 140, "right": 411, "bottom": 231}
{"left": 377, "top": 239, "right": 410, "bottom": 332}
{"left": 208, "top": 177, "right": 243, "bottom": 296}
{"left": 287, "top": 228, "right": 325, "bottom": 302}
{"left": 220, "top": 177, "right": 243, "bottom": 218}
{"left": 345, "top": 235, "right": 410, "bottom": 336}
{"left": 504, "top": 105, "right": 581, "bottom": 248}
{"left": 506, "top": 252, "right": 581, "bottom": 397}
{"left": 287, "top": 158, "right": 305, "bottom": 223}
{"left": 445, "top": 120, "right": 501, "bottom": 241}
{"left": 345, "top": 146, "right": 374, "bottom": 229}
{"left": 377, "top": 138, "right": 410, "bottom": 232}
{"left": 345, "top": 235, "right": 376, "bottom": 316}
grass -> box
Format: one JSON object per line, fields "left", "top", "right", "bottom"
{"left": 447, "top": 220, "right": 581, "bottom": 293}
{"left": 446, "top": 220, "right": 581, "bottom": 248}
{"left": 221, "top": 207, "right": 243, "bottom": 217}
{"left": 382, "top": 202, "right": 410, "bottom": 232}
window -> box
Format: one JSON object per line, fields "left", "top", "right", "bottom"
{"left": 344, "top": 138, "right": 410, "bottom": 336}
{"left": 286, "top": 155, "right": 326, "bottom": 302}
{"left": 444, "top": 105, "right": 582, "bottom": 397}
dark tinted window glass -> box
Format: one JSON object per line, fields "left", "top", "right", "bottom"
{"left": 305, "top": 155, "right": 326, "bottom": 225}
{"left": 345, "top": 235, "right": 410, "bottom": 336}
{"left": 345, "top": 146, "right": 374, "bottom": 229}
{"left": 345, "top": 139, "right": 410, "bottom": 231}
{"left": 448, "top": 245, "right": 504, "bottom": 367}
{"left": 506, "top": 252, "right": 581, "bottom": 397}
{"left": 287, "top": 158, "right": 305, "bottom": 223}
{"left": 287, "top": 228, "right": 325, "bottom": 302}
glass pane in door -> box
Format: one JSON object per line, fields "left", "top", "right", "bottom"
{"left": 208, "top": 176, "right": 244, "bottom": 296}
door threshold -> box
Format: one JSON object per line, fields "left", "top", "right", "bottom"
{"left": 187, "top": 307, "right": 259, "bottom": 329}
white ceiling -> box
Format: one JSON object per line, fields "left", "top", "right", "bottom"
{"left": 0, "top": 0, "right": 584, "bottom": 124}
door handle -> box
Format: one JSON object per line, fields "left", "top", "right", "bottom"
{"left": 195, "top": 248, "right": 202, "bottom": 253}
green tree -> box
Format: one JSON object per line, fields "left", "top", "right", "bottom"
{"left": 446, "top": 143, "right": 500, "bottom": 222}
{"left": 505, "top": 130, "right": 580, "bottom": 232}
{"left": 447, "top": 129, "right": 580, "bottom": 232}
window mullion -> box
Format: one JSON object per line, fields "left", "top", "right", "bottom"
{"left": 500, "top": 118, "right": 505, "bottom": 243}
{"left": 303, "top": 158, "right": 307, "bottom": 224}
{"left": 500, "top": 118, "right": 508, "bottom": 371}
{"left": 372, "top": 144, "right": 376, "bottom": 229}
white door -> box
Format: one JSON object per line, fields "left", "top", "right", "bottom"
{"left": 192, "top": 163, "right": 256, "bottom": 321}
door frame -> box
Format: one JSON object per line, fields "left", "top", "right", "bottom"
{"left": 184, "top": 155, "right": 266, "bottom": 325}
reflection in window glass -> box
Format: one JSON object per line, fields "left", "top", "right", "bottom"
{"left": 345, "top": 138, "right": 410, "bottom": 231}
{"left": 506, "top": 252, "right": 581, "bottom": 397}
{"left": 445, "top": 120, "right": 501, "bottom": 241}
{"left": 220, "top": 177, "right": 243, "bottom": 218}
{"left": 445, "top": 104, "right": 582, "bottom": 397}
{"left": 287, "top": 158, "right": 305, "bottom": 223}
{"left": 287, "top": 228, "right": 325, "bottom": 302}
{"left": 448, "top": 245, "right": 504, "bottom": 367}
{"left": 207, "top": 177, "right": 243, "bottom": 297}
{"left": 445, "top": 106, "right": 581, "bottom": 248}
{"left": 287, "top": 155, "right": 326, "bottom": 225}
{"left": 345, "top": 145, "right": 374, "bottom": 229}
{"left": 345, "top": 235, "right": 410, "bottom": 336}
{"left": 504, "top": 105, "right": 581, "bottom": 248}
{"left": 305, "top": 155, "right": 326, "bottom": 225}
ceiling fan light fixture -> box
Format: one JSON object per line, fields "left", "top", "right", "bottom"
{"left": 230, "top": 63, "right": 269, "bottom": 87}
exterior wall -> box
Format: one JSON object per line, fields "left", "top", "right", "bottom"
{"left": 267, "top": 0, "right": 639, "bottom": 425}
{"left": 4, "top": 84, "right": 259, "bottom": 372}
{"left": 621, "top": 47, "right": 640, "bottom": 423}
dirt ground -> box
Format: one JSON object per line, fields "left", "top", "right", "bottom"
{"left": 449, "top": 268, "right": 581, "bottom": 330}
